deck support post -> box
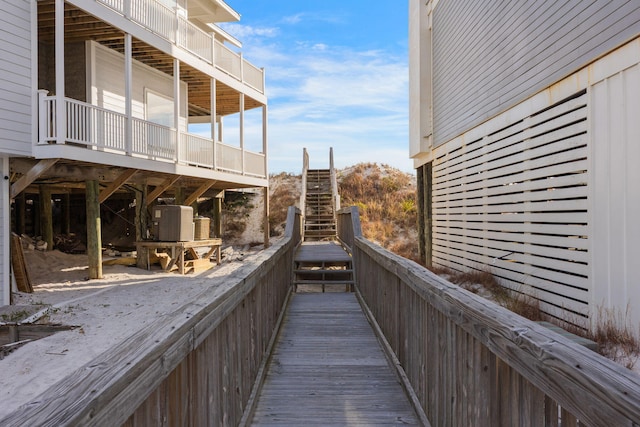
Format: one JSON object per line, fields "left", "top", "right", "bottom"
{"left": 85, "top": 180, "right": 102, "bottom": 279}
{"left": 14, "top": 194, "right": 25, "bottom": 235}
{"left": 417, "top": 162, "right": 432, "bottom": 267}
{"left": 174, "top": 187, "right": 184, "bottom": 205}
{"left": 39, "top": 185, "right": 53, "bottom": 251}
{"left": 212, "top": 193, "right": 222, "bottom": 238}
{"left": 135, "top": 182, "right": 149, "bottom": 269}
{"left": 263, "top": 187, "right": 270, "bottom": 248}
{"left": 61, "top": 193, "right": 70, "bottom": 235}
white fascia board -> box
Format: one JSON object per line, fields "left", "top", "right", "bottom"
{"left": 174, "top": 164, "right": 267, "bottom": 187}
{"left": 32, "top": 144, "right": 268, "bottom": 187}
{"left": 212, "top": 0, "right": 240, "bottom": 22}
{"left": 33, "top": 144, "right": 177, "bottom": 174}
{"left": 207, "top": 23, "right": 242, "bottom": 48}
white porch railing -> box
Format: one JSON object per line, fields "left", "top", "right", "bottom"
{"left": 216, "top": 142, "right": 242, "bottom": 173}
{"left": 131, "top": 118, "right": 176, "bottom": 161}
{"left": 245, "top": 150, "right": 266, "bottom": 177}
{"left": 130, "top": 0, "right": 175, "bottom": 41}
{"left": 181, "top": 132, "right": 214, "bottom": 167}
{"left": 95, "top": 0, "right": 264, "bottom": 93}
{"left": 177, "top": 17, "right": 212, "bottom": 63}
{"left": 39, "top": 94, "right": 267, "bottom": 178}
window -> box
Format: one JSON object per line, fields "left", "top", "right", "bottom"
{"left": 145, "top": 89, "right": 174, "bottom": 127}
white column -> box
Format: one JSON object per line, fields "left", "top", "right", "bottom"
{"left": 125, "top": 34, "right": 133, "bottom": 155}
{"left": 55, "top": 0, "right": 65, "bottom": 145}
{"left": 262, "top": 105, "right": 268, "bottom": 178}
{"left": 173, "top": 59, "right": 180, "bottom": 162}
{"left": 211, "top": 77, "right": 217, "bottom": 169}
{"left": 239, "top": 93, "right": 245, "bottom": 174}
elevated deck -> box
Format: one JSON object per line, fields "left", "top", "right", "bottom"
{"left": 249, "top": 293, "right": 420, "bottom": 426}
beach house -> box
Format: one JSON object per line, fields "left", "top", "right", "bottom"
{"left": 0, "top": 0, "right": 268, "bottom": 305}
{"left": 410, "top": 0, "right": 640, "bottom": 332}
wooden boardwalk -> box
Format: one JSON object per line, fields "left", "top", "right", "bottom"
{"left": 249, "top": 293, "right": 420, "bottom": 426}
{"left": 294, "top": 241, "right": 352, "bottom": 263}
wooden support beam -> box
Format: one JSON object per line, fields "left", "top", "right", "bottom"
{"left": 99, "top": 169, "right": 138, "bottom": 204}
{"left": 10, "top": 159, "right": 58, "bottom": 199}
{"left": 174, "top": 187, "right": 184, "bottom": 205}
{"left": 263, "top": 187, "right": 270, "bottom": 248}
{"left": 184, "top": 181, "right": 215, "bottom": 207}
{"left": 86, "top": 180, "right": 103, "bottom": 279}
{"left": 135, "top": 183, "right": 149, "bottom": 269}
{"left": 146, "top": 176, "right": 180, "bottom": 206}
{"left": 14, "top": 194, "right": 25, "bottom": 235}
{"left": 39, "top": 185, "right": 53, "bottom": 251}
{"left": 212, "top": 194, "right": 222, "bottom": 238}
{"left": 61, "top": 193, "right": 70, "bottom": 235}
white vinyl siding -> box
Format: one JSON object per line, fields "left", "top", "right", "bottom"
{"left": 88, "top": 41, "right": 188, "bottom": 132}
{"left": 432, "top": 91, "right": 590, "bottom": 321}
{"left": 0, "top": 0, "right": 32, "bottom": 155}
{"left": 431, "top": 38, "right": 640, "bottom": 332}
{"left": 590, "top": 62, "right": 640, "bottom": 326}
{"left": 432, "top": 0, "right": 640, "bottom": 147}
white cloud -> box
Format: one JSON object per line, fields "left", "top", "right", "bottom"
{"left": 281, "top": 13, "right": 304, "bottom": 24}
{"left": 218, "top": 23, "right": 279, "bottom": 40}
{"left": 225, "top": 29, "right": 410, "bottom": 173}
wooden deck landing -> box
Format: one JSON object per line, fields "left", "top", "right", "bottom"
{"left": 250, "top": 293, "right": 420, "bottom": 426}
{"left": 294, "top": 241, "right": 352, "bottom": 263}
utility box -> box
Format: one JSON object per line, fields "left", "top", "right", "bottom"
{"left": 152, "top": 205, "right": 194, "bottom": 241}
{"left": 193, "top": 217, "right": 210, "bottom": 240}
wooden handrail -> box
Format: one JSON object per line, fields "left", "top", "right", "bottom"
{"left": 299, "top": 148, "right": 309, "bottom": 226}
{"left": 0, "top": 207, "right": 302, "bottom": 426}
{"left": 329, "top": 147, "right": 340, "bottom": 211}
{"left": 337, "top": 206, "right": 640, "bottom": 426}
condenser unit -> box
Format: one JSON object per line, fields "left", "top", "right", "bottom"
{"left": 152, "top": 205, "right": 194, "bottom": 242}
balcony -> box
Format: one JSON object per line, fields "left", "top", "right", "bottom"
{"left": 93, "top": 0, "right": 264, "bottom": 93}
{"left": 39, "top": 93, "right": 266, "bottom": 178}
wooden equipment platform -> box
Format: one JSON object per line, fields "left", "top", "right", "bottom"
{"left": 136, "top": 238, "right": 222, "bottom": 274}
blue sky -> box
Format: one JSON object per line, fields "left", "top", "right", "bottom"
{"left": 220, "top": 1, "right": 410, "bottom": 174}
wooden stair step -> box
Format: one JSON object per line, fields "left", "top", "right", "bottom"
{"left": 293, "top": 280, "right": 355, "bottom": 285}
{"left": 294, "top": 269, "right": 353, "bottom": 274}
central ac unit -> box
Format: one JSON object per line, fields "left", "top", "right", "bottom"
{"left": 152, "top": 205, "right": 194, "bottom": 242}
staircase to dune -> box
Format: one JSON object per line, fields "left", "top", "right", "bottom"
{"left": 293, "top": 148, "right": 353, "bottom": 291}
{"left": 303, "top": 169, "right": 336, "bottom": 241}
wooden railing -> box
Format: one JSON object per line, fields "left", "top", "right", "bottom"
{"left": 39, "top": 94, "right": 267, "bottom": 178}
{"left": 0, "top": 207, "right": 301, "bottom": 426}
{"left": 337, "top": 207, "right": 640, "bottom": 427}
{"left": 95, "top": 0, "right": 264, "bottom": 93}
{"left": 329, "top": 146, "right": 341, "bottom": 211}
{"left": 299, "top": 147, "right": 309, "bottom": 222}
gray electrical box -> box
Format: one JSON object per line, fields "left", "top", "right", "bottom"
{"left": 152, "top": 205, "right": 194, "bottom": 241}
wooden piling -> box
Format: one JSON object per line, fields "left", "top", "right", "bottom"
{"left": 135, "top": 182, "right": 149, "bottom": 269}
{"left": 263, "top": 187, "right": 270, "bottom": 248}
{"left": 85, "top": 180, "right": 102, "bottom": 279}
{"left": 39, "top": 185, "right": 53, "bottom": 251}
{"left": 212, "top": 194, "right": 222, "bottom": 238}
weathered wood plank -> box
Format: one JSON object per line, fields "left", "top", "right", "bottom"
{"left": 352, "top": 234, "right": 640, "bottom": 426}
{"left": 294, "top": 241, "right": 352, "bottom": 263}
{"left": 0, "top": 209, "right": 303, "bottom": 426}
{"left": 98, "top": 169, "right": 138, "bottom": 203}
{"left": 250, "top": 293, "right": 420, "bottom": 426}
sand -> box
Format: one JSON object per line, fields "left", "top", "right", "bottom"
{"left": 0, "top": 246, "right": 266, "bottom": 419}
